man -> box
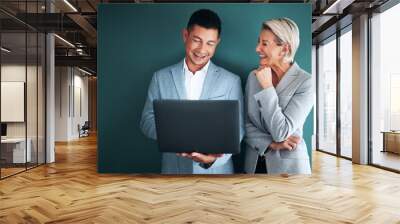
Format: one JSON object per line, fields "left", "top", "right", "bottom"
{"left": 140, "top": 9, "right": 244, "bottom": 174}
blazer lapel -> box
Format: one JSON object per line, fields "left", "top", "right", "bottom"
{"left": 275, "top": 62, "right": 300, "bottom": 95}
{"left": 170, "top": 60, "right": 186, "bottom": 99}
{"left": 200, "top": 61, "right": 220, "bottom": 100}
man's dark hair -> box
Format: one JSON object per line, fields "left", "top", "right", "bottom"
{"left": 187, "top": 9, "right": 221, "bottom": 36}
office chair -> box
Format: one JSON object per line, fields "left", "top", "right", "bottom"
{"left": 78, "top": 121, "right": 90, "bottom": 138}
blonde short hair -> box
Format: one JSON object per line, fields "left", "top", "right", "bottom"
{"left": 262, "top": 18, "right": 300, "bottom": 63}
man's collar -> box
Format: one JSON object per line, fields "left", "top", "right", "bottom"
{"left": 183, "top": 58, "right": 210, "bottom": 75}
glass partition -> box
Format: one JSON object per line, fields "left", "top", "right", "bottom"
{"left": 370, "top": 3, "right": 400, "bottom": 171}
{"left": 339, "top": 28, "right": 352, "bottom": 158}
{"left": 1, "top": 30, "right": 28, "bottom": 177}
{"left": 0, "top": 1, "right": 46, "bottom": 179}
{"left": 317, "top": 36, "right": 337, "bottom": 155}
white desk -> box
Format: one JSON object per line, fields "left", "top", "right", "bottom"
{"left": 1, "top": 138, "right": 31, "bottom": 163}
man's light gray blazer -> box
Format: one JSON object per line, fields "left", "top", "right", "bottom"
{"left": 244, "top": 62, "right": 313, "bottom": 174}
{"left": 140, "top": 60, "right": 244, "bottom": 174}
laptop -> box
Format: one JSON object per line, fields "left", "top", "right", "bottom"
{"left": 153, "top": 100, "right": 240, "bottom": 154}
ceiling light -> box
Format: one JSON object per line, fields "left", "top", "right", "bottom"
{"left": 78, "top": 67, "right": 93, "bottom": 76}
{"left": 322, "top": 0, "right": 355, "bottom": 15}
{"left": 322, "top": 0, "right": 342, "bottom": 14}
{"left": 63, "top": 0, "right": 78, "bottom": 12}
{"left": 54, "top": 34, "right": 75, "bottom": 48}
{"left": 1, "top": 47, "right": 11, "bottom": 53}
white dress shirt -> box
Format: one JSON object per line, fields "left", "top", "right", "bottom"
{"left": 183, "top": 59, "right": 210, "bottom": 100}
{"left": 183, "top": 59, "right": 219, "bottom": 171}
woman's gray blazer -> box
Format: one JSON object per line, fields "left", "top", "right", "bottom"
{"left": 244, "top": 62, "right": 313, "bottom": 174}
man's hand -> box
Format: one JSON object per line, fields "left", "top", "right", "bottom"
{"left": 177, "top": 152, "right": 223, "bottom": 164}
{"left": 269, "top": 135, "right": 301, "bottom": 151}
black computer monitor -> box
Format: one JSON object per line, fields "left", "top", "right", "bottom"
{"left": 1, "top": 123, "right": 7, "bottom": 137}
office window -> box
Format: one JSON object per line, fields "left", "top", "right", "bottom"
{"left": 371, "top": 3, "right": 400, "bottom": 171}
{"left": 340, "top": 28, "right": 352, "bottom": 158}
{"left": 317, "top": 36, "right": 337, "bottom": 155}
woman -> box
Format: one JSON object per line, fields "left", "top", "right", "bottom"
{"left": 244, "top": 18, "right": 313, "bottom": 175}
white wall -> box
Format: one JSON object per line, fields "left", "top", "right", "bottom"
{"left": 55, "top": 67, "right": 89, "bottom": 141}
{"left": 1, "top": 66, "right": 26, "bottom": 137}
{"left": 55, "top": 66, "right": 69, "bottom": 141}
{"left": 72, "top": 72, "right": 89, "bottom": 138}
{"left": 1, "top": 65, "right": 41, "bottom": 138}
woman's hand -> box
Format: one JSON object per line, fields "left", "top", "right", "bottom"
{"left": 269, "top": 135, "right": 301, "bottom": 151}
{"left": 254, "top": 66, "right": 273, "bottom": 89}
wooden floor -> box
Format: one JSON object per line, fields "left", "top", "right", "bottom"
{"left": 372, "top": 151, "right": 400, "bottom": 171}
{"left": 1, "top": 135, "right": 400, "bottom": 223}
{"left": 1, "top": 163, "right": 45, "bottom": 178}
{"left": 0, "top": 167, "right": 26, "bottom": 178}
